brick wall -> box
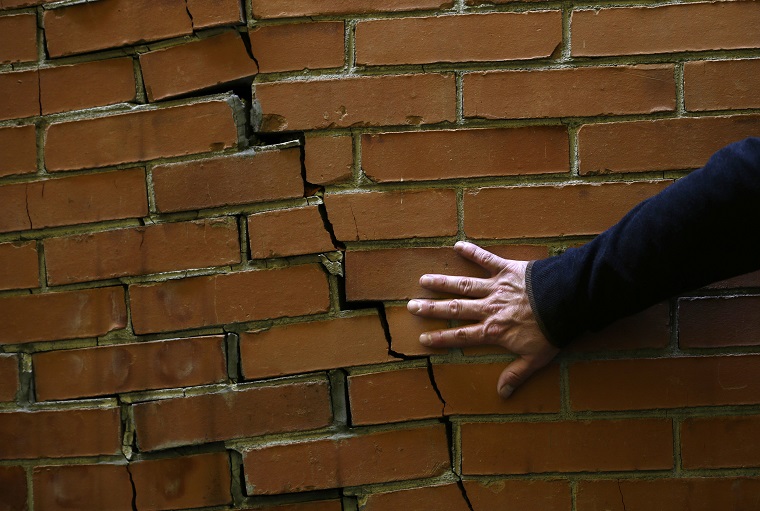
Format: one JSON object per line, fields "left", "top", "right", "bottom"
{"left": 1, "top": 0, "right": 760, "bottom": 509}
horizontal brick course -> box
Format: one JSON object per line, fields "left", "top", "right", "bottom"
{"left": 250, "top": 22, "right": 345, "bottom": 73}
{"left": 465, "top": 480, "right": 571, "bottom": 511}
{"left": 685, "top": 59, "right": 760, "bottom": 111}
{"left": 185, "top": 0, "right": 243, "bottom": 29}
{"left": 362, "top": 484, "right": 471, "bottom": 511}
{"left": 250, "top": 0, "right": 453, "bottom": 18}
{"left": 682, "top": 415, "right": 760, "bottom": 469}
{"left": 33, "top": 464, "right": 133, "bottom": 511}
{"left": 0, "top": 241, "right": 38, "bottom": 291}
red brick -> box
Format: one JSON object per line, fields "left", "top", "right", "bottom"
{"left": 464, "top": 65, "right": 675, "bottom": 120}
{"left": 0, "top": 168, "right": 148, "bottom": 234}
{"left": 385, "top": 305, "right": 448, "bottom": 356}
{"left": 0, "top": 70, "right": 39, "bottom": 121}
{"left": 0, "top": 407, "right": 121, "bottom": 459}
{"left": 185, "top": 0, "right": 243, "bottom": 29}
{"left": 686, "top": 59, "right": 760, "bottom": 111}
{"left": 135, "top": 380, "right": 332, "bottom": 451}
{"left": 348, "top": 367, "right": 442, "bottom": 425}
{"left": 0, "top": 0, "right": 55, "bottom": 7}
{"left": 464, "top": 181, "right": 670, "bottom": 239}
{"left": 0, "top": 466, "right": 27, "bottom": 511}
{"left": 434, "top": 362, "right": 560, "bottom": 415}
{"left": 251, "top": 0, "right": 453, "bottom": 18}
{"left": 152, "top": 148, "right": 303, "bottom": 213}
{"left": 255, "top": 502, "right": 342, "bottom": 511}
{"left": 682, "top": 415, "right": 760, "bottom": 469}
{"left": 130, "top": 264, "right": 329, "bottom": 334}
{"left": 141, "top": 31, "right": 258, "bottom": 102}
{"left": 572, "top": 3, "right": 760, "bottom": 57}
{"left": 33, "top": 336, "right": 227, "bottom": 401}
{"left": 0, "top": 242, "right": 37, "bottom": 291}
{"left": 324, "top": 189, "right": 457, "bottom": 242}
{"left": 578, "top": 116, "right": 760, "bottom": 174}
{"left": 131, "top": 452, "right": 231, "bottom": 510}
{"left": 304, "top": 135, "right": 353, "bottom": 185}
{"left": 363, "top": 127, "right": 568, "bottom": 183}
{"left": 0, "top": 124, "right": 36, "bottom": 178}
{"left": 255, "top": 74, "right": 456, "bottom": 131}
{"left": 466, "top": 0, "right": 549, "bottom": 4}
{"left": 240, "top": 314, "right": 391, "bottom": 380}
{"left": 0, "top": 287, "right": 126, "bottom": 345}
{"left": 45, "top": 218, "right": 240, "bottom": 285}
{"left": 357, "top": 12, "right": 560, "bottom": 66}
{"left": 0, "top": 355, "right": 18, "bottom": 402}
{"left": 39, "top": 58, "right": 136, "bottom": 115}
{"left": 569, "top": 302, "right": 670, "bottom": 352}
{"left": 0, "top": 13, "right": 36, "bottom": 64}
{"left": 465, "top": 480, "right": 571, "bottom": 511}
{"left": 362, "top": 484, "right": 470, "bottom": 511}
{"left": 461, "top": 419, "right": 673, "bottom": 474}
{"left": 250, "top": 22, "right": 344, "bottom": 74}
{"left": 33, "top": 464, "right": 132, "bottom": 511}
{"left": 248, "top": 206, "right": 334, "bottom": 259}
{"left": 679, "top": 296, "right": 760, "bottom": 348}
{"left": 576, "top": 478, "right": 760, "bottom": 511}
{"left": 45, "top": 99, "right": 240, "bottom": 171}
{"left": 244, "top": 424, "right": 449, "bottom": 494}
{"left": 44, "top": 0, "right": 192, "bottom": 58}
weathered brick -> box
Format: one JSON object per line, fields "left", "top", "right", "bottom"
{"left": 140, "top": 31, "right": 258, "bottom": 102}
{"left": 131, "top": 452, "right": 232, "bottom": 510}
{"left": 682, "top": 415, "right": 760, "bottom": 469}
{"left": 385, "top": 305, "right": 448, "bottom": 356}
{"left": 0, "top": 13, "right": 37, "bottom": 64}
{"left": 464, "top": 65, "right": 675, "bottom": 120}
{"left": 304, "top": 135, "right": 353, "bottom": 185}
{"left": 44, "top": 0, "right": 192, "bottom": 58}
{"left": 240, "top": 314, "right": 392, "bottom": 380}
{"left": 578, "top": 116, "right": 760, "bottom": 174}
{"left": 185, "top": 0, "right": 243, "bottom": 29}
{"left": 45, "top": 99, "right": 240, "bottom": 171}
{"left": 348, "top": 367, "right": 442, "bottom": 425}
{"left": 363, "top": 127, "right": 568, "bottom": 183}
{"left": 464, "top": 181, "right": 670, "bottom": 239}
{"left": 0, "top": 407, "right": 121, "bottom": 459}
{"left": 33, "top": 336, "right": 227, "bottom": 401}
{"left": 39, "top": 58, "right": 136, "bottom": 115}
{"left": 679, "top": 296, "right": 760, "bottom": 348}
{"left": 0, "top": 355, "right": 18, "bottom": 402}
{"left": 0, "top": 466, "right": 27, "bottom": 511}
{"left": 45, "top": 218, "right": 240, "bottom": 285}
{"left": 255, "top": 74, "right": 456, "bottom": 131}
{"left": 250, "top": 22, "right": 344, "bottom": 73}
{"left": 243, "top": 425, "right": 449, "bottom": 494}
{"left": 152, "top": 148, "right": 303, "bottom": 213}
{"left": 324, "top": 189, "right": 457, "bottom": 242}
{"left": 362, "top": 484, "right": 471, "bottom": 511}
{"left": 248, "top": 206, "right": 334, "bottom": 259}
{"left": 572, "top": 3, "right": 760, "bottom": 57}
{"left": 461, "top": 419, "right": 673, "bottom": 474}
{"left": 130, "top": 265, "right": 329, "bottom": 334}
{"left": 0, "top": 70, "right": 39, "bottom": 121}
{"left": 134, "top": 380, "right": 332, "bottom": 451}
{"left": 569, "top": 302, "right": 670, "bottom": 352}
{"left": 357, "top": 12, "right": 561, "bottom": 65}
{"left": 465, "top": 480, "right": 571, "bottom": 511}
{"left": 0, "top": 168, "right": 148, "bottom": 233}
{"left": 33, "top": 464, "right": 133, "bottom": 511}
{"left": 0, "top": 242, "right": 38, "bottom": 291}
{"left": 250, "top": 0, "right": 453, "bottom": 19}
{"left": 0, "top": 287, "right": 126, "bottom": 345}
{"left": 0, "top": 124, "right": 36, "bottom": 177}
{"left": 685, "top": 59, "right": 760, "bottom": 112}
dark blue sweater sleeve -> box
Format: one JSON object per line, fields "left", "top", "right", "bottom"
{"left": 526, "top": 137, "right": 760, "bottom": 348}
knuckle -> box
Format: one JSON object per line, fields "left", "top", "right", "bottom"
{"left": 455, "top": 328, "right": 469, "bottom": 342}
{"left": 484, "top": 321, "right": 502, "bottom": 339}
{"left": 448, "top": 300, "right": 462, "bottom": 316}
{"left": 458, "top": 278, "right": 472, "bottom": 294}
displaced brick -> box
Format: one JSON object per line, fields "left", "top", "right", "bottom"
{"left": 679, "top": 296, "right": 760, "bottom": 348}
{"left": 44, "top": 0, "right": 192, "bottom": 58}
{"left": 0, "top": 355, "right": 18, "bottom": 402}
{"left": 0, "top": 407, "right": 121, "bottom": 459}
{"left": 185, "top": 0, "right": 243, "bottom": 29}
{"left": 464, "top": 65, "right": 675, "bottom": 120}
{"left": 44, "top": 218, "right": 240, "bottom": 285}
{"left": 324, "top": 189, "right": 458, "bottom": 242}
{"left": 240, "top": 314, "right": 392, "bottom": 380}
{"left": 0, "top": 466, "right": 27, "bottom": 511}
{"left": 685, "top": 59, "right": 760, "bottom": 111}
{"left": 682, "top": 415, "right": 760, "bottom": 469}
{"left": 0, "top": 13, "right": 37, "bottom": 64}
{"left": 141, "top": 31, "right": 258, "bottom": 102}
{"left": 130, "top": 265, "right": 329, "bottom": 334}
{"left": 363, "top": 127, "right": 569, "bottom": 182}
{"left": 465, "top": 480, "right": 571, "bottom": 511}
{"left": 244, "top": 425, "right": 449, "bottom": 494}
{"left": 131, "top": 452, "right": 232, "bottom": 510}
{"left": 461, "top": 419, "right": 673, "bottom": 474}
{"left": 248, "top": 206, "right": 334, "bottom": 259}
{"left": 0, "top": 70, "right": 39, "bottom": 121}
{"left": 572, "top": 3, "right": 760, "bottom": 57}
{"left": 570, "top": 302, "right": 670, "bottom": 352}
{"left": 304, "top": 135, "right": 353, "bottom": 185}
{"left": 385, "top": 305, "right": 448, "bottom": 357}
{"left": 45, "top": 99, "right": 240, "bottom": 171}
{"left": 134, "top": 380, "right": 332, "bottom": 451}
{"left": 250, "top": 0, "right": 453, "bottom": 18}
{"left": 33, "top": 464, "right": 133, "bottom": 511}
{"left": 255, "top": 74, "right": 456, "bottom": 131}
{"left": 0, "top": 168, "right": 148, "bottom": 233}
{"left": 362, "top": 484, "right": 471, "bottom": 511}
{"left": 464, "top": 181, "right": 670, "bottom": 239}
{"left": 357, "top": 12, "right": 561, "bottom": 65}
{"left": 152, "top": 148, "right": 303, "bottom": 213}
{"left": 0, "top": 287, "right": 126, "bottom": 345}
{"left": 250, "top": 22, "right": 344, "bottom": 73}
{"left": 0, "top": 242, "right": 38, "bottom": 291}
{"left": 33, "top": 336, "right": 227, "bottom": 401}
{"left": 0, "top": 124, "right": 36, "bottom": 178}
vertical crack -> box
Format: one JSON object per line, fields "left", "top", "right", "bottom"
{"left": 239, "top": 30, "right": 260, "bottom": 71}
{"left": 24, "top": 184, "right": 33, "bottom": 230}
{"left": 183, "top": 0, "right": 195, "bottom": 30}
{"left": 456, "top": 480, "right": 476, "bottom": 511}
{"left": 425, "top": 359, "right": 446, "bottom": 416}
{"left": 617, "top": 480, "right": 627, "bottom": 511}
{"left": 126, "top": 463, "right": 138, "bottom": 511}
{"left": 376, "top": 304, "right": 417, "bottom": 361}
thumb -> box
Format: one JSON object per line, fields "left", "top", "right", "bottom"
{"left": 497, "top": 357, "right": 539, "bottom": 399}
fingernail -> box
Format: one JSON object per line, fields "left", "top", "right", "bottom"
{"left": 498, "top": 385, "right": 515, "bottom": 399}
{"left": 419, "top": 333, "right": 432, "bottom": 346}
{"left": 407, "top": 300, "right": 421, "bottom": 314}
{"left": 419, "top": 275, "right": 432, "bottom": 286}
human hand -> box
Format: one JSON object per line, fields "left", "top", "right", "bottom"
{"left": 406, "top": 241, "right": 559, "bottom": 399}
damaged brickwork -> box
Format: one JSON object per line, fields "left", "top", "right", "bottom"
{"left": 2, "top": 0, "right": 760, "bottom": 509}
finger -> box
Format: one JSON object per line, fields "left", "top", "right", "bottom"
{"left": 407, "top": 298, "right": 486, "bottom": 321}
{"left": 419, "top": 324, "right": 486, "bottom": 348}
{"left": 454, "top": 241, "right": 508, "bottom": 275}
{"left": 419, "top": 274, "right": 491, "bottom": 298}
{"left": 496, "top": 357, "right": 539, "bottom": 399}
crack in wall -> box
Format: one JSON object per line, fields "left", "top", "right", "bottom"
{"left": 126, "top": 463, "right": 138, "bottom": 511}
{"left": 182, "top": 0, "right": 195, "bottom": 31}
{"left": 617, "top": 480, "right": 627, "bottom": 511}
